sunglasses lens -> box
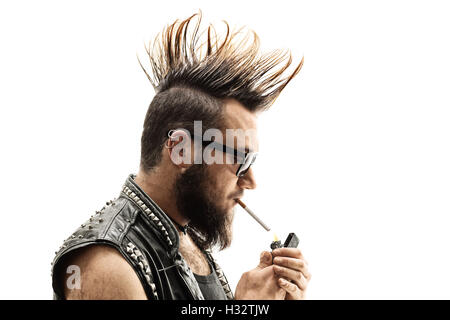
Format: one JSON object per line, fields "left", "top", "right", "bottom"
{"left": 237, "top": 166, "right": 248, "bottom": 177}
{"left": 237, "top": 153, "right": 257, "bottom": 177}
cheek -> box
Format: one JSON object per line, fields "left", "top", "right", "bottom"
{"left": 208, "top": 164, "right": 238, "bottom": 196}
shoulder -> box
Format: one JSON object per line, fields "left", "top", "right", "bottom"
{"left": 53, "top": 197, "right": 136, "bottom": 260}
{"left": 58, "top": 244, "right": 147, "bottom": 300}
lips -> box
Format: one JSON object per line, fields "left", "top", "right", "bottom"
{"left": 231, "top": 195, "right": 243, "bottom": 207}
{"left": 232, "top": 189, "right": 244, "bottom": 197}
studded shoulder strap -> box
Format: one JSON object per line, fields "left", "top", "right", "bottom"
{"left": 204, "top": 250, "right": 234, "bottom": 300}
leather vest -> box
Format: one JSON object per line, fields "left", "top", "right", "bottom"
{"left": 50, "top": 174, "right": 234, "bottom": 300}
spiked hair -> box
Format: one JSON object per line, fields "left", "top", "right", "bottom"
{"left": 139, "top": 12, "right": 303, "bottom": 111}
{"left": 139, "top": 13, "right": 303, "bottom": 171}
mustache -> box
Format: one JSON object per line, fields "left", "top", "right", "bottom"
{"left": 230, "top": 190, "right": 244, "bottom": 199}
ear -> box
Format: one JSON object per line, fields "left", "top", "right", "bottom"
{"left": 166, "top": 129, "right": 193, "bottom": 169}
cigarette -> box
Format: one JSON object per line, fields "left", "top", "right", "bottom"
{"left": 235, "top": 199, "right": 271, "bottom": 232}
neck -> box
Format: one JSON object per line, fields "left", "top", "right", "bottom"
{"left": 134, "top": 168, "right": 189, "bottom": 234}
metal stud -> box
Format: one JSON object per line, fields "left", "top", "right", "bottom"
{"left": 125, "top": 241, "right": 158, "bottom": 299}
{"left": 123, "top": 186, "right": 173, "bottom": 249}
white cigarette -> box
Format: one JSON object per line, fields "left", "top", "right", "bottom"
{"left": 235, "top": 199, "right": 271, "bottom": 232}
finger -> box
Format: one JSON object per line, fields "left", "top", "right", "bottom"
{"left": 273, "top": 257, "right": 311, "bottom": 280}
{"left": 273, "top": 265, "right": 307, "bottom": 290}
{"left": 298, "top": 274, "right": 308, "bottom": 291}
{"left": 257, "top": 251, "right": 273, "bottom": 269}
{"left": 272, "top": 248, "right": 303, "bottom": 259}
{"left": 278, "top": 278, "right": 302, "bottom": 299}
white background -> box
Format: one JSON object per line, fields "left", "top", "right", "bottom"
{"left": 0, "top": 0, "right": 449, "bottom": 299}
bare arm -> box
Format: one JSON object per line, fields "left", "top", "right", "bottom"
{"left": 59, "top": 245, "right": 147, "bottom": 300}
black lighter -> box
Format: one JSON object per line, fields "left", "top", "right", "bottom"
{"left": 270, "top": 232, "right": 299, "bottom": 250}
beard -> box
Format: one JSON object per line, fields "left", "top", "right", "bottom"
{"left": 174, "top": 164, "right": 234, "bottom": 251}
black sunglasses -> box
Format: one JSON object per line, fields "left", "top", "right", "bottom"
{"left": 168, "top": 130, "right": 257, "bottom": 177}
{"left": 202, "top": 138, "right": 258, "bottom": 177}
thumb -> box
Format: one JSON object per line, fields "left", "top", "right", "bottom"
{"left": 256, "top": 251, "right": 273, "bottom": 269}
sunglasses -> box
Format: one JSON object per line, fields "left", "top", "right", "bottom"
{"left": 204, "top": 139, "right": 257, "bottom": 177}
{"left": 168, "top": 130, "right": 257, "bottom": 177}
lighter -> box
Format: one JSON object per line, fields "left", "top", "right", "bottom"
{"left": 270, "top": 232, "right": 299, "bottom": 250}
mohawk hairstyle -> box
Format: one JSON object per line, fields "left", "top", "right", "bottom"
{"left": 139, "top": 12, "right": 303, "bottom": 111}
{"left": 139, "top": 12, "right": 303, "bottom": 172}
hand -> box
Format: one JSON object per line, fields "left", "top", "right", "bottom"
{"left": 235, "top": 251, "right": 286, "bottom": 300}
{"left": 272, "top": 248, "right": 312, "bottom": 300}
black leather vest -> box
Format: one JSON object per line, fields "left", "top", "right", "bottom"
{"left": 50, "top": 174, "right": 234, "bottom": 300}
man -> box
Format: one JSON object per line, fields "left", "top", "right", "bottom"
{"left": 51, "top": 13, "right": 311, "bottom": 300}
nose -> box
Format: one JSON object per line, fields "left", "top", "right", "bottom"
{"left": 237, "top": 167, "right": 257, "bottom": 190}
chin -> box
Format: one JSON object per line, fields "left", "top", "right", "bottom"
{"left": 225, "top": 201, "right": 235, "bottom": 212}
{"left": 227, "top": 207, "right": 235, "bottom": 222}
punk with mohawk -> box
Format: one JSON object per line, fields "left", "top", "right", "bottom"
{"left": 51, "top": 13, "right": 311, "bottom": 301}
